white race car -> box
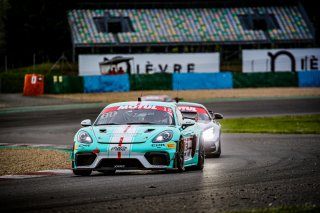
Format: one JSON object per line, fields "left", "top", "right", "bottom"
{"left": 177, "top": 102, "right": 223, "bottom": 158}
{"left": 141, "top": 95, "right": 173, "bottom": 102}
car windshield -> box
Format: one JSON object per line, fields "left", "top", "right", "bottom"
{"left": 95, "top": 107, "right": 175, "bottom": 125}
{"left": 178, "top": 106, "right": 211, "bottom": 122}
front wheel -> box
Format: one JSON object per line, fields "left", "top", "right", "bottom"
{"left": 195, "top": 137, "right": 205, "bottom": 170}
{"left": 212, "top": 139, "right": 221, "bottom": 158}
{"left": 175, "top": 139, "right": 185, "bottom": 172}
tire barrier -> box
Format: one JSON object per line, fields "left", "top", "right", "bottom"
{"left": 83, "top": 74, "right": 130, "bottom": 93}
{"left": 233, "top": 72, "right": 298, "bottom": 88}
{"left": 172, "top": 73, "right": 233, "bottom": 90}
{"left": 129, "top": 73, "right": 172, "bottom": 90}
{"left": 298, "top": 71, "right": 320, "bottom": 87}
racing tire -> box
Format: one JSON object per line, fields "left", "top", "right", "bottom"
{"left": 195, "top": 137, "right": 205, "bottom": 170}
{"left": 211, "top": 139, "right": 221, "bottom": 158}
{"left": 175, "top": 138, "right": 185, "bottom": 172}
{"left": 72, "top": 169, "right": 92, "bottom": 176}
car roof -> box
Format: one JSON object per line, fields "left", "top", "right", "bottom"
{"left": 176, "top": 101, "right": 206, "bottom": 109}
{"left": 106, "top": 101, "right": 177, "bottom": 108}
{"left": 141, "top": 95, "right": 173, "bottom": 101}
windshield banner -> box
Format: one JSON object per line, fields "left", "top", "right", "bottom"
{"left": 178, "top": 106, "right": 207, "bottom": 114}
{"left": 103, "top": 105, "right": 173, "bottom": 115}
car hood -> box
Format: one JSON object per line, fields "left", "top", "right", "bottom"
{"left": 92, "top": 125, "right": 168, "bottom": 143}
{"left": 197, "top": 122, "right": 214, "bottom": 130}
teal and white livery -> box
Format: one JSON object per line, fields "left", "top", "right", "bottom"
{"left": 72, "top": 101, "right": 205, "bottom": 176}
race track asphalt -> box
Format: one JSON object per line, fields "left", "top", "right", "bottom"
{"left": 0, "top": 97, "right": 319, "bottom": 146}
{"left": 0, "top": 97, "right": 319, "bottom": 212}
{"left": 0, "top": 133, "right": 319, "bottom": 212}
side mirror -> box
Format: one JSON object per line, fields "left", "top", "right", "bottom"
{"left": 182, "top": 118, "right": 195, "bottom": 129}
{"left": 208, "top": 110, "right": 214, "bottom": 118}
{"left": 81, "top": 119, "right": 92, "bottom": 127}
{"left": 213, "top": 113, "right": 223, "bottom": 119}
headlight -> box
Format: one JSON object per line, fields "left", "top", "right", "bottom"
{"left": 77, "top": 131, "right": 93, "bottom": 144}
{"left": 153, "top": 130, "right": 173, "bottom": 143}
{"left": 202, "top": 127, "right": 215, "bottom": 141}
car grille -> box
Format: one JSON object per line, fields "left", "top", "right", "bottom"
{"left": 96, "top": 159, "right": 145, "bottom": 169}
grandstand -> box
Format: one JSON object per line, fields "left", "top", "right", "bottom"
{"left": 69, "top": 7, "right": 313, "bottom": 44}
{"left": 68, "top": 0, "right": 315, "bottom": 66}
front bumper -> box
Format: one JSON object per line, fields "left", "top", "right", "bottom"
{"left": 73, "top": 142, "right": 177, "bottom": 170}
{"left": 203, "top": 139, "right": 220, "bottom": 154}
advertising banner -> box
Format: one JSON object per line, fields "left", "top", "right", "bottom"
{"left": 242, "top": 48, "right": 320, "bottom": 72}
{"left": 79, "top": 53, "right": 220, "bottom": 76}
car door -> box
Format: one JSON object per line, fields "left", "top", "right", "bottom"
{"left": 176, "top": 108, "right": 200, "bottom": 161}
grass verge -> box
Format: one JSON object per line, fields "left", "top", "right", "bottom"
{"left": 220, "top": 115, "right": 320, "bottom": 134}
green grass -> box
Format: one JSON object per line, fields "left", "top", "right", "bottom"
{"left": 220, "top": 115, "right": 320, "bottom": 134}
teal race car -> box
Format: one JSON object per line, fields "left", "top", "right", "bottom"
{"left": 72, "top": 101, "right": 205, "bottom": 176}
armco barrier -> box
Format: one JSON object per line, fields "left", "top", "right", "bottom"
{"left": 84, "top": 74, "right": 129, "bottom": 93}
{"left": 129, "top": 73, "right": 172, "bottom": 90}
{"left": 233, "top": 72, "right": 298, "bottom": 88}
{"left": 298, "top": 71, "right": 320, "bottom": 87}
{"left": 173, "top": 72, "right": 233, "bottom": 90}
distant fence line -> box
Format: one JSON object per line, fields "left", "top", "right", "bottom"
{"left": 0, "top": 71, "right": 319, "bottom": 93}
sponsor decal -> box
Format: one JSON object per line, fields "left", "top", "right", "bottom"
{"left": 166, "top": 143, "right": 176, "bottom": 149}
{"left": 74, "top": 144, "right": 79, "bottom": 151}
{"left": 103, "top": 105, "right": 173, "bottom": 115}
{"left": 178, "top": 106, "right": 207, "bottom": 114}
{"left": 243, "top": 48, "right": 320, "bottom": 72}
{"left": 118, "top": 105, "right": 157, "bottom": 110}
{"left": 178, "top": 106, "right": 197, "bottom": 112}
{"left": 79, "top": 53, "right": 220, "bottom": 76}
{"left": 152, "top": 144, "right": 165, "bottom": 147}
{"left": 111, "top": 146, "right": 127, "bottom": 152}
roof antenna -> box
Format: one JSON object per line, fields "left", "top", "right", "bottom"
{"left": 175, "top": 76, "right": 180, "bottom": 103}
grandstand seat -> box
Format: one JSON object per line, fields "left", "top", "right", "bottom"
{"left": 68, "top": 6, "right": 313, "bottom": 45}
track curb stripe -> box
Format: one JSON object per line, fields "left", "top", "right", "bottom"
{"left": 0, "top": 169, "right": 73, "bottom": 180}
